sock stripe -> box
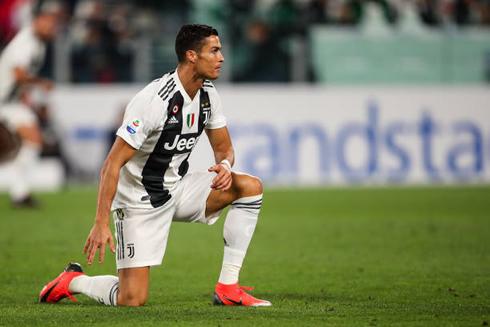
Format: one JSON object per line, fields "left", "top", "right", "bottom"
{"left": 109, "top": 282, "right": 119, "bottom": 306}
{"left": 232, "top": 202, "right": 262, "bottom": 207}
{"left": 233, "top": 205, "right": 262, "bottom": 210}
{"left": 232, "top": 199, "right": 262, "bottom": 206}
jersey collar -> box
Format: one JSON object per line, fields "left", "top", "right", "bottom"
{"left": 173, "top": 68, "right": 200, "bottom": 103}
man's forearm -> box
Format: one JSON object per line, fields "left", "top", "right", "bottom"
{"left": 14, "top": 67, "right": 50, "bottom": 87}
{"left": 94, "top": 160, "right": 120, "bottom": 227}
{"left": 215, "top": 148, "right": 235, "bottom": 167}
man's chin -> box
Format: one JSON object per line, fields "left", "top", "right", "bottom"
{"left": 207, "top": 71, "right": 221, "bottom": 80}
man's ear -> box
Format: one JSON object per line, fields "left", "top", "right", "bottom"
{"left": 186, "top": 50, "right": 197, "bottom": 64}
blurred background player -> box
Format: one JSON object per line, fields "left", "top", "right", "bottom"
{"left": 0, "top": 1, "right": 61, "bottom": 208}
{"left": 0, "top": 121, "right": 21, "bottom": 163}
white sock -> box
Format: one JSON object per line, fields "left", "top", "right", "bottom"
{"left": 218, "top": 194, "right": 262, "bottom": 285}
{"left": 69, "top": 275, "right": 119, "bottom": 306}
{"left": 10, "top": 142, "right": 41, "bottom": 201}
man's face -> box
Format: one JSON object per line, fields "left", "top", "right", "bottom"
{"left": 194, "top": 35, "right": 224, "bottom": 80}
{"left": 36, "top": 14, "right": 59, "bottom": 41}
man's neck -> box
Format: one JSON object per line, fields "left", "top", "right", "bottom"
{"left": 32, "top": 20, "right": 46, "bottom": 42}
{"left": 176, "top": 65, "right": 204, "bottom": 100}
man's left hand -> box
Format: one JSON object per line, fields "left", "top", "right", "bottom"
{"left": 208, "top": 162, "right": 232, "bottom": 191}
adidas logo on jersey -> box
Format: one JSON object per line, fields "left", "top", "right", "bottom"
{"left": 168, "top": 116, "right": 179, "bottom": 124}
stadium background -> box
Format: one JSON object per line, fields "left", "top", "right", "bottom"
{"left": 0, "top": 0, "right": 489, "bottom": 326}
{"left": 1, "top": 0, "right": 490, "bottom": 188}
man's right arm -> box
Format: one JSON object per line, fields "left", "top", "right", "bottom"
{"left": 83, "top": 137, "right": 137, "bottom": 265}
{"left": 13, "top": 67, "right": 53, "bottom": 91}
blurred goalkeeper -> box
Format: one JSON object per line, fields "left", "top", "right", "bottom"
{"left": 0, "top": 3, "right": 60, "bottom": 208}
{"left": 39, "top": 24, "right": 271, "bottom": 307}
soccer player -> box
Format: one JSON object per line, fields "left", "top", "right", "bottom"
{"left": 0, "top": 4, "right": 60, "bottom": 208}
{"left": 39, "top": 24, "right": 271, "bottom": 307}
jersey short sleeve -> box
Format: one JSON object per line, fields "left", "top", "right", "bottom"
{"left": 205, "top": 87, "right": 227, "bottom": 130}
{"left": 8, "top": 41, "right": 36, "bottom": 69}
{"left": 0, "top": 27, "right": 46, "bottom": 102}
{"left": 116, "top": 92, "right": 161, "bottom": 150}
{"left": 7, "top": 28, "right": 45, "bottom": 70}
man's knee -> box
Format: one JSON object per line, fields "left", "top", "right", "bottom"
{"left": 117, "top": 289, "right": 147, "bottom": 307}
{"left": 233, "top": 173, "right": 263, "bottom": 198}
{"left": 117, "top": 267, "right": 149, "bottom": 307}
{"left": 17, "top": 125, "right": 42, "bottom": 146}
{"left": 248, "top": 175, "right": 263, "bottom": 195}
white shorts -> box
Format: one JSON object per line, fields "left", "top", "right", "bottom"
{"left": 0, "top": 102, "right": 37, "bottom": 129}
{"left": 113, "top": 170, "right": 224, "bottom": 270}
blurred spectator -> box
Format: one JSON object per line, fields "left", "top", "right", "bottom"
{"left": 436, "top": 0, "right": 488, "bottom": 26}
{"left": 269, "top": 0, "right": 301, "bottom": 37}
{"left": 3, "top": 0, "right": 490, "bottom": 86}
{"left": 0, "top": 0, "right": 32, "bottom": 48}
{"left": 233, "top": 21, "right": 290, "bottom": 82}
{"left": 417, "top": 0, "right": 441, "bottom": 26}
{"left": 227, "top": 0, "right": 257, "bottom": 41}
{"left": 339, "top": 0, "right": 399, "bottom": 25}
{"left": 70, "top": 1, "right": 134, "bottom": 83}
{"left": 479, "top": 0, "right": 490, "bottom": 25}
{"left": 298, "top": 0, "right": 334, "bottom": 82}
{"left": 338, "top": 0, "right": 362, "bottom": 25}
{"left": 301, "top": 0, "right": 332, "bottom": 27}
{"left": 262, "top": 0, "right": 302, "bottom": 82}
{"left": 303, "top": 0, "right": 332, "bottom": 25}
{"left": 453, "top": 0, "right": 473, "bottom": 25}
{"left": 139, "top": 0, "right": 191, "bottom": 37}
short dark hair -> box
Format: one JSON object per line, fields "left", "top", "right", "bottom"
{"left": 175, "top": 24, "right": 219, "bottom": 63}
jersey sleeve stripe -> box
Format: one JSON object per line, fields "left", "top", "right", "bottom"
{"left": 158, "top": 78, "right": 175, "bottom": 97}
{"left": 161, "top": 84, "right": 176, "bottom": 101}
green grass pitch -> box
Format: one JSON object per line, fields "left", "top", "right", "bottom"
{"left": 0, "top": 186, "right": 489, "bottom": 326}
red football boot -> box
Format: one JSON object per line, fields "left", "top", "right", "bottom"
{"left": 39, "top": 263, "right": 84, "bottom": 303}
{"left": 213, "top": 282, "right": 272, "bottom": 307}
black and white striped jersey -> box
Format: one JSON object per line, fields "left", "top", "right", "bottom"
{"left": 112, "top": 70, "right": 226, "bottom": 210}
{"left": 0, "top": 26, "right": 46, "bottom": 104}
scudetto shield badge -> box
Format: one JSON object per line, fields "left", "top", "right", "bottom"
{"left": 187, "top": 113, "right": 195, "bottom": 128}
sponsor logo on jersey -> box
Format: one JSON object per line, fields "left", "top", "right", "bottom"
{"left": 168, "top": 116, "right": 179, "bottom": 124}
{"left": 172, "top": 105, "right": 179, "bottom": 114}
{"left": 164, "top": 134, "right": 198, "bottom": 152}
{"left": 187, "top": 113, "right": 195, "bottom": 128}
{"left": 126, "top": 125, "right": 136, "bottom": 134}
